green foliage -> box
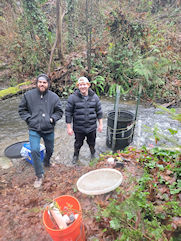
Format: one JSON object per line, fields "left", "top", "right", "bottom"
{"left": 63, "top": 83, "right": 76, "bottom": 96}
{"left": 134, "top": 59, "right": 152, "bottom": 83}
{"left": 10, "top": 37, "right": 48, "bottom": 76}
{"left": 21, "top": 0, "right": 49, "bottom": 42}
{"left": 8, "top": 0, "right": 50, "bottom": 79}
{"left": 107, "top": 83, "right": 129, "bottom": 97}
{"left": 1, "top": 0, "right": 181, "bottom": 102}
{"left": 133, "top": 55, "right": 175, "bottom": 88}
{"left": 38, "top": 0, "right": 49, "bottom": 4}
{"left": 105, "top": 48, "right": 137, "bottom": 97}
{"left": 100, "top": 9, "right": 146, "bottom": 97}
{"left": 108, "top": 83, "right": 117, "bottom": 97}
{"left": 100, "top": 188, "right": 169, "bottom": 240}
{"left": 61, "top": 74, "right": 78, "bottom": 96}
{"left": 134, "top": 0, "right": 153, "bottom": 13}
{"left": 88, "top": 3, "right": 181, "bottom": 100}
{"left": 141, "top": 147, "right": 181, "bottom": 196}
{"left": 97, "top": 147, "right": 180, "bottom": 240}
{"left": 73, "top": 58, "right": 85, "bottom": 69}
{"left": 89, "top": 157, "right": 99, "bottom": 167}
{"left": 91, "top": 76, "right": 105, "bottom": 96}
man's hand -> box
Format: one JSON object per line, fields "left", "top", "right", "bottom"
{"left": 67, "top": 123, "right": 74, "bottom": 136}
{"left": 98, "top": 119, "right": 103, "bottom": 133}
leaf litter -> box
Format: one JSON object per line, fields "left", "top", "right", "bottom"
{"left": 0, "top": 147, "right": 180, "bottom": 240}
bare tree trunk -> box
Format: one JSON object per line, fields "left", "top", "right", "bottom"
{"left": 57, "top": 0, "right": 64, "bottom": 61}
{"left": 48, "top": 37, "right": 58, "bottom": 75}
{"left": 48, "top": 0, "right": 64, "bottom": 74}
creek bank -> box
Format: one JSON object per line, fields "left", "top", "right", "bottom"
{"left": 0, "top": 96, "right": 180, "bottom": 169}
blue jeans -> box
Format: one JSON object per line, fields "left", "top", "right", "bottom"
{"left": 29, "top": 130, "right": 54, "bottom": 178}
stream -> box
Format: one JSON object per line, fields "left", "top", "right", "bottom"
{"left": 0, "top": 96, "right": 180, "bottom": 167}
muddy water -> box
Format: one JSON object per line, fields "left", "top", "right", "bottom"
{"left": 0, "top": 96, "right": 180, "bottom": 167}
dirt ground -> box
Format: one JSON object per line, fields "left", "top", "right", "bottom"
{"left": 0, "top": 152, "right": 143, "bottom": 241}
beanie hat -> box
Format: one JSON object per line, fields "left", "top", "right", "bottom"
{"left": 36, "top": 74, "right": 50, "bottom": 83}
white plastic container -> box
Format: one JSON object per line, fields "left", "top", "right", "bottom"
{"left": 49, "top": 203, "right": 67, "bottom": 229}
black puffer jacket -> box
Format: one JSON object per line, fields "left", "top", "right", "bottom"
{"left": 19, "top": 88, "right": 63, "bottom": 134}
{"left": 65, "top": 89, "right": 102, "bottom": 133}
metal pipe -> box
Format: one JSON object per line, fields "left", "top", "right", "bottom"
{"left": 131, "top": 84, "right": 142, "bottom": 142}
{"left": 112, "top": 85, "right": 120, "bottom": 151}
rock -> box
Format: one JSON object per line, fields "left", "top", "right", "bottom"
{"left": 0, "top": 156, "right": 13, "bottom": 169}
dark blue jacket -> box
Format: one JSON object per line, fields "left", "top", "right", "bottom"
{"left": 19, "top": 88, "right": 63, "bottom": 133}
{"left": 65, "top": 89, "right": 102, "bottom": 133}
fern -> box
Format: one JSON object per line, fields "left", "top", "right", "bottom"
{"left": 91, "top": 76, "right": 105, "bottom": 96}
{"left": 133, "top": 59, "right": 152, "bottom": 82}
{"left": 108, "top": 83, "right": 117, "bottom": 97}
{"left": 133, "top": 55, "right": 176, "bottom": 89}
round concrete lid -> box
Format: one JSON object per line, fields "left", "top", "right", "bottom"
{"left": 77, "top": 168, "right": 123, "bottom": 195}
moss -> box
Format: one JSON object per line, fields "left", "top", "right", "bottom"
{"left": 0, "top": 81, "right": 31, "bottom": 99}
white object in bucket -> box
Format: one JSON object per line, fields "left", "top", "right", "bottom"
{"left": 77, "top": 168, "right": 123, "bottom": 195}
{"left": 49, "top": 203, "right": 67, "bottom": 229}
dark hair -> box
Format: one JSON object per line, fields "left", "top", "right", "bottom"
{"left": 36, "top": 74, "right": 50, "bottom": 82}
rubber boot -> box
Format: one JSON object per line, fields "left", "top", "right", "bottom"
{"left": 89, "top": 146, "right": 96, "bottom": 159}
{"left": 43, "top": 155, "right": 51, "bottom": 167}
{"left": 72, "top": 149, "right": 80, "bottom": 165}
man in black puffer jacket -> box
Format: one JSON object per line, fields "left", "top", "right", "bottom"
{"left": 19, "top": 74, "right": 63, "bottom": 188}
{"left": 65, "top": 76, "right": 103, "bottom": 165}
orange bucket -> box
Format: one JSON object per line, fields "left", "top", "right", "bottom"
{"left": 43, "top": 195, "right": 85, "bottom": 241}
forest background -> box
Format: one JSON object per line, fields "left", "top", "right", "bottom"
{"left": 0, "top": 1, "right": 181, "bottom": 240}
{"left": 0, "top": 0, "right": 181, "bottom": 104}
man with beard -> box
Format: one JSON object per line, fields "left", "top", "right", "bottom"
{"left": 19, "top": 74, "right": 63, "bottom": 188}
